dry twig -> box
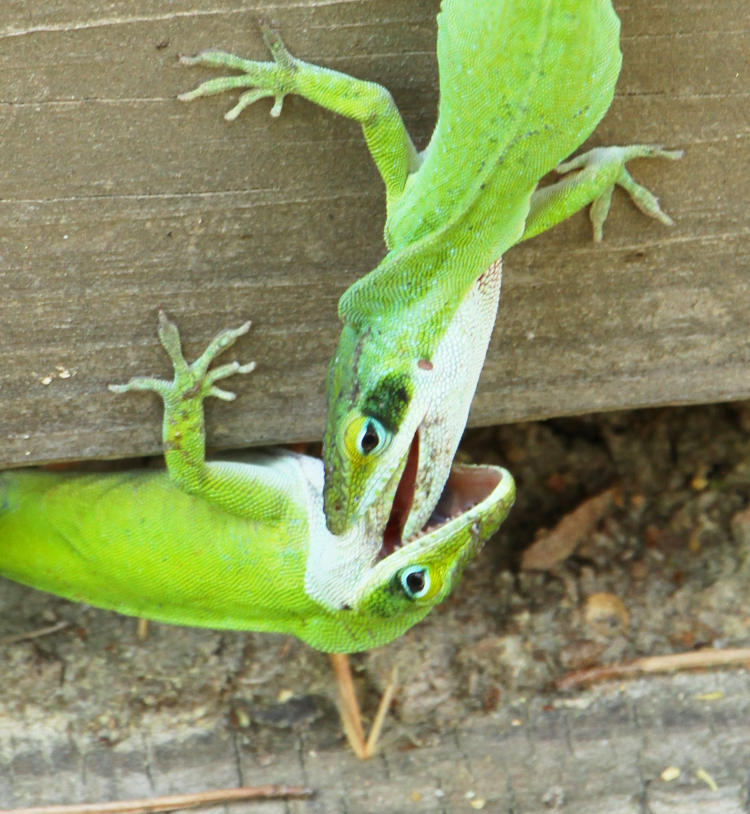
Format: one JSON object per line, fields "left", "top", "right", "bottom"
{"left": 0, "top": 621, "right": 70, "bottom": 646}
{"left": 0, "top": 785, "right": 314, "bottom": 814}
{"left": 556, "top": 647, "right": 750, "bottom": 690}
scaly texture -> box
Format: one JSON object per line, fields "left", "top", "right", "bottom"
{"left": 178, "top": 0, "right": 681, "bottom": 545}
{"left": 0, "top": 314, "right": 515, "bottom": 653}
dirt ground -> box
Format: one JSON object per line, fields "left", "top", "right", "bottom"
{"left": 2, "top": 402, "right": 750, "bottom": 810}
{"left": 371, "top": 401, "right": 750, "bottom": 731}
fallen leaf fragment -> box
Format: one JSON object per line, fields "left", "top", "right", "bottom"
{"left": 521, "top": 485, "right": 620, "bottom": 570}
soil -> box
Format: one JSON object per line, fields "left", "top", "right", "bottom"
{"left": 373, "top": 402, "right": 750, "bottom": 732}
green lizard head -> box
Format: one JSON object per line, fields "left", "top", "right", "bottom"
{"left": 306, "top": 460, "right": 515, "bottom": 652}
{"left": 322, "top": 259, "right": 503, "bottom": 545}
{"left": 322, "top": 321, "right": 420, "bottom": 540}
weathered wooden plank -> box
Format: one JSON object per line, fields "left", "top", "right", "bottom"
{"left": 2, "top": 581, "right": 750, "bottom": 814}
{"left": 0, "top": 0, "right": 747, "bottom": 467}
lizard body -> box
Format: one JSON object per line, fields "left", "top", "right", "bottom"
{"left": 0, "top": 314, "right": 514, "bottom": 654}
{"left": 181, "top": 0, "right": 681, "bottom": 540}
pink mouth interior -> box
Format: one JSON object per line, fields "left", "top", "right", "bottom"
{"left": 382, "top": 428, "right": 420, "bottom": 558}
{"left": 379, "top": 430, "right": 502, "bottom": 559}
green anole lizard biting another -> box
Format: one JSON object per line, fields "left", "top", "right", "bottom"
{"left": 179, "top": 0, "right": 682, "bottom": 546}
{"left": 0, "top": 312, "right": 514, "bottom": 757}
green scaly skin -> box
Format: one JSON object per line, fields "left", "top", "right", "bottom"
{"left": 178, "top": 0, "right": 682, "bottom": 542}
{"left": 0, "top": 313, "right": 515, "bottom": 654}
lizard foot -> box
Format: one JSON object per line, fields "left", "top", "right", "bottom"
{"left": 556, "top": 144, "right": 684, "bottom": 241}
{"left": 109, "top": 311, "right": 255, "bottom": 404}
{"left": 178, "top": 22, "right": 298, "bottom": 119}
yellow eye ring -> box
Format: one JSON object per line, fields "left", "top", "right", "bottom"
{"left": 343, "top": 415, "right": 390, "bottom": 459}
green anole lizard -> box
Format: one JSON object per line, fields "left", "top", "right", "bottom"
{"left": 0, "top": 312, "right": 514, "bottom": 755}
{"left": 179, "top": 0, "right": 682, "bottom": 546}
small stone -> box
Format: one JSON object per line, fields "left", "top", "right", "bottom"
{"left": 584, "top": 593, "right": 629, "bottom": 636}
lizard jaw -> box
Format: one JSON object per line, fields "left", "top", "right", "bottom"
{"left": 378, "top": 427, "right": 505, "bottom": 560}
{"left": 372, "top": 460, "right": 509, "bottom": 565}
{"left": 423, "top": 464, "right": 505, "bottom": 530}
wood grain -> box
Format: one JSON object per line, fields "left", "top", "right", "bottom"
{"left": 0, "top": 0, "right": 746, "bottom": 467}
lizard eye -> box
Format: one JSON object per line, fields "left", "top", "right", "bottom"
{"left": 399, "top": 565, "right": 430, "bottom": 599}
{"left": 344, "top": 415, "right": 390, "bottom": 459}
{"left": 357, "top": 418, "right": 387, "bottom": 455}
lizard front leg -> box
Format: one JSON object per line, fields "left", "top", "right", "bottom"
{"left": 179, "top": 22, "right": 420, "bottom": 213}
{"left": 522, "top": 144, "right": 684, "bottom": 242}
{"left": 109, "top": 311, "right": 259, "bottom": 513}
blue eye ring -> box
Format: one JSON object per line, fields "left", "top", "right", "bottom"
{"left": 400, "top": 565, "right": 430, "bottom": 599}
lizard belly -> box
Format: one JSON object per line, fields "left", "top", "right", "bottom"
{"left": 403, "top": 257, "right": 503, "bottom": 539}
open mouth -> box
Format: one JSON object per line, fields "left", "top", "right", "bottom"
{"left": 382, "top": 429, "right": 420, "bottom": 557}
{"left": 380, "top": 427, "right": 503, "bottom": 559}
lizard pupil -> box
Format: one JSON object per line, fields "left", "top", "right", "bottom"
{"left": 405, "top": 569, "right": 425, "bottom": 594}
{"left": 359, "top": 422, "right": 380, "bottom": 454}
